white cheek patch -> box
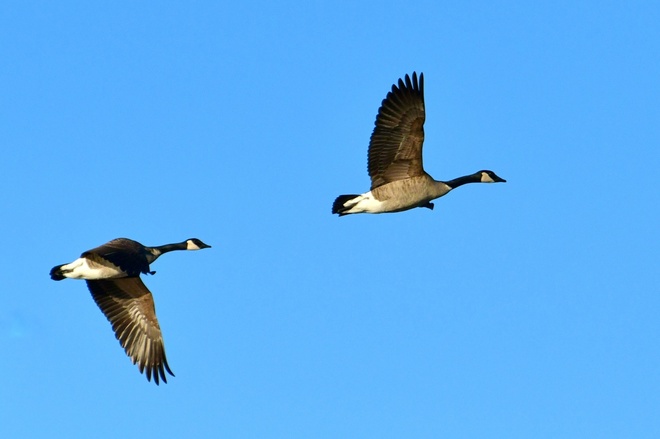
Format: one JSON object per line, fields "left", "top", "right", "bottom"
{"left": 480, "top": 173, "right": 495, "bottom": 183}
{"left": 186, "top": 240, "right": 201, "bottom": 250}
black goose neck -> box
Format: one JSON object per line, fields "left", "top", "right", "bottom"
{"left": 153, "top": 242, "right": 187, "bottom": 254}
{"left": 445, "top": 173, "right": 481, "bottom": 189}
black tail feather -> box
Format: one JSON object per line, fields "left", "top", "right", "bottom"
{"left": 332, "top": 194, "right": 359, "bottom": 215}
{"left": 50, "top": 264, "right": 66, "bottom": 281}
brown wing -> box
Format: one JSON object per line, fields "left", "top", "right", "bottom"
{"left": 82, "top": 238, "right": 150, "bottom": 276}
{"left": 367, "top": 72, "right": 426, "bottom": 189}
{"left": 86, "top": 277, "right": 174, "bottom": 385}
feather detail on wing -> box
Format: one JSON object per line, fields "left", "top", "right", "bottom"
{"left": 86, "top": 277, "right": 174, "bottom": 385}
{"left": 368, "top": 72, "right": 426, "bottom": 189}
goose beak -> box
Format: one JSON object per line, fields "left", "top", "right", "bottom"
{"left": 490, "top": 173, "right": 506, "bottom": 183}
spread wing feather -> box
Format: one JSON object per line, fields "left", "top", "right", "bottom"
{"left": 367, "top": 72, "right": 426, "bottom": 189}
{"left": 86, "top": 277, "right": 174, "bottom": 385}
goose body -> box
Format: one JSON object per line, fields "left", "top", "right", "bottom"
{"left": 50, "top": 237, "right": 211, "bottom": 385}
{"left": 332, "top": 72, "right": 505, "bottom": 216}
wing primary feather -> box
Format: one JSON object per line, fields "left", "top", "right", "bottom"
{"left": 367, "top": 72, "right": 427, "bottom": 189}
{"left": 85, "top": 278, "right": 174, "bottom": 385}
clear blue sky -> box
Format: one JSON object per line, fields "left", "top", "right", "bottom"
{"left": 1, "top": 1, "right": 659, "bottom": 438}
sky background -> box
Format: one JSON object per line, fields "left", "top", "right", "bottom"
{"left": 1, "top": 1, "right": 659, "bottom": 438}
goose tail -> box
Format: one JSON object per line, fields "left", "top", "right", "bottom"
{"left": 50, "top": 264, "right": 66, "bottom": 281}
{"left": 332, "top": 194, "right": 359, "bottom": 216}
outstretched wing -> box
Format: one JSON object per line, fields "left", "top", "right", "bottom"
{"left": 86, "top": 277, "right": 174, "bottom": 385}
{"left": 367, "top": 72, "right": 426, "bottom": 189}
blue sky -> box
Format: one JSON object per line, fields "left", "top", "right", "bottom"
{"left": 1, "top": 1, "right": 659, "bottom": 437}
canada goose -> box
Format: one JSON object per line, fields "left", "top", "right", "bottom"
{"left": 332, "top": 72, "right": 506, "bottom": 216}
{"left": 50, "top": 237, "right": 211, "bottom": 385}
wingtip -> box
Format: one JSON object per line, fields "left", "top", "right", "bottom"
{"left": 395, "top": 72, "right": 424, "bottom": 95}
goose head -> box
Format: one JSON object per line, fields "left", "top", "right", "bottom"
{"left": 185, "top": 238, "right": 212, "bottom": 250}
{"left": 478, "top": 170, "right": 506, "bottom": 183}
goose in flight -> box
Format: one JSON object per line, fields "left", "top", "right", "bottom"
{"left": 332, "top": 72, "right": 505, "bottom": 216}
{"left": 50, "top": 237, "right": 211, "bottom": 385}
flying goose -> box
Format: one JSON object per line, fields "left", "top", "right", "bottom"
{"left": 332, "top": 72, "right": 506, "bottom": 216}
{"left": 50, "top": 237, "right": 211, "bottom": 385}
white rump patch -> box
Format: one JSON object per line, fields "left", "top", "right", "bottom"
{"left": 59, "top": 257, "right": 126, "bottom": 280}
{"left": 342, "top": 191, "right": 386, "bottom": 214}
